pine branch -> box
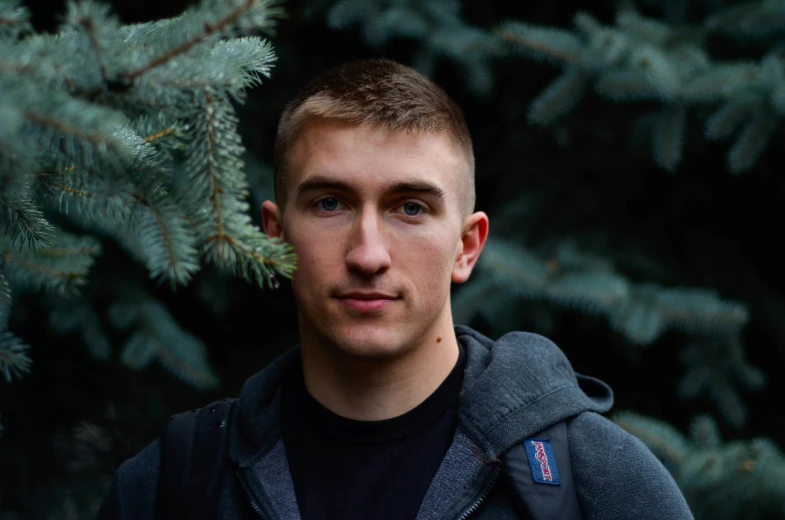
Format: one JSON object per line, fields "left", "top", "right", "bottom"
{"left": 0, "top": 0, "right": 32, "bottom": 39}
{"left": 468, "top": 238, "right": 751, "bottom": 344}
{"left": 130, "top": 36, "right": 276, "bottom": 104}
{"left": 548, "top": 270, "right": 630, "bottom": 313}
{"left": 615, "top": 7, "right": 682, "bottom": 46}
{"left": 182, "top": 87, "right": 247, "bottom": 233}
{"left": 133, "top": 200, "right": 201, "bottom": 287}
{"left": 682, "top": 62, "right": 764, "bottom": 103}
{"left": 706, "top": 0, "right": 785, "bottom": 38}
{"left": 10, "top": 82, "right": 145, "bottom": 169}
{"left": 458, "top": 237, "right": 760, "bottom": 423}
{"left": 0, "top": 173, "right": 55, "bottom": 249}
{"left": 689, "top": 414, "right": 722, "bottom": 449}
{"left": 222, "top": 225, "right": 297, "bottom": 289}
{"left": 64, "top": 0, "right": 121, "bottom": 91}
{"left": 678, "top": 333, "right": 766, "bottom": 427}
{"left": 608, "top": 283, "right": 749, "bottom": 344}
{"left": 0, "top": 228, "right": 101, "bottom": 295}
{"left": 0, "top": 50, "right": 36, "bottom": 77}
{"left": 615, "top": 411, "right": 785, "bottom": 519}
{"left": 108, "top": 293, "right": 219, "bottom": 389}
{"left": 426, "top": 24, "right": 504, "bottom": 95}
{"left": 327, "top": 0, "right": 376, "bottom": 31}
{"left": 34, "top": 161, "right": 201, "bottom": 288}
{"left": 728, "top": 109, "right": 779, "bottom": 174}
{"left": 178, "top": 87, "right": 295, "bottom": 286}
{"left": 764, "top": 54, "right": 785, "bottom": 113}
{"left": 500, "top": 3, "right": 783, "bottom": 173}
{"left": 0, "top": 267, "right": 10, "bottom": 329}
{"left": 34, "top": 170, "right": 136, "bottom": 224}
{"left": 327, "top": 0, "right": 505, "bottom": 95}
{"left": 477, "top": 239, "right": 552, "bottom": 297}
{"left": 571, "top": 11, "right": 602, "bottom": 39}
{"left": 651, "top": 104, "right": 686, "bottom": 171}
{"left": 595, "top": 68, "right": 672, "bottom": 101}
{"left": 527, "top": 65, "right": 590, "bottom": 126}
{"left": 704, "top": 94, "right": 762, "bottom": 140}
{"left": 497, "top": 21, "right": 584, "bottom": 65}
{"left": 0, "top": 0, "right": 293, "bottom": 296}
{"left": 121, "top": 0, "right": 284, "bottom": 83}
{"left": 0, "top": 0, "right": 296, "bottom": 445}
{"left": 653, "top": 286, "right": 750, "bottom": 334}
{"left": 627, "top": 43, "right": 682, "bottom": 96}
{"left": 0, "top": 93, "right": 40, "bottom": 179}
{"left": 0, "top": 329, "right": 31, "bottom": 382}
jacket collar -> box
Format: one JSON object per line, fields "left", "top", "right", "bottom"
{"left": 228, "top": 324, "right": 613, "bottom": 467}
{"left": 455, "top": 324, "right": 612, "bottom": 455}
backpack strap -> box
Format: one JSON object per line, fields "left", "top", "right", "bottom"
{"left": 501, "top": 419, "right": 582, "bottom": 520}
{"left": 155, "top": 398, "right": 236, "bottom": 520}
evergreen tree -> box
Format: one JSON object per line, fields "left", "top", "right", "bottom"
{"left": 497, "top": 0, "right": 785, "bottom": 173}
{"left": 615, "top": 411, "right": 785, "bottom": 519}
{"left": 468, "top": 0, "right": 782, "bottom": 428}
{"left": 0, "top": 0, "right": 295, "bottom": 428}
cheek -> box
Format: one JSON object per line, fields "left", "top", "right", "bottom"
{"left": 288, "top": 218, "right": 337, "bottom": 260}
{"left": 403, "top": 234, "right": 456, "bottom": 295}
{"left": 287, "top": 228, "right": 336, "bottom": 287}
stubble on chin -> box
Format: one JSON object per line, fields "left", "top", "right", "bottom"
{"left": 322, "top": 326, "right": 409, "bottom": 362}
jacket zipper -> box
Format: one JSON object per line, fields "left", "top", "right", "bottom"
{"left": 238, "top": 470, "right": 266, "bottom": 519}
{"left": 455, "top": 463, "right": 500, "bottom": 520}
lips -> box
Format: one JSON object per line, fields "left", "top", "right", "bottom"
{"left": 338, "top": 292, "right": 396, "bottom": 300}
{"left": 337, "top": 292, "right": 397, "bottom": 313}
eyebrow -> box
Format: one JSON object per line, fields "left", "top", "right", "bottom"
{"left": 294, "top": 175, "right": 446, "bottom": 201}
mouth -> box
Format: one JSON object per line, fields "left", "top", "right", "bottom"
{"left": 336, "top": 294, "right": 398, "bottom": 314}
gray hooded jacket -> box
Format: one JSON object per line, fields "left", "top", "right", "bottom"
{"left": 98, "top": 325, "right": 694, "bottom": 519}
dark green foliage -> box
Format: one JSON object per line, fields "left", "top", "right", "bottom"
{"left": 498, "top": 1, "right": 785, "bottom": 173}
{"left": 326, "top": 0, "right": 506, "bottom": 95}
{"left": 616, "top": 412, "right": 785, "bottom": 519}
{"left": 0, "top": 0, "right": 296, "bottom": 401}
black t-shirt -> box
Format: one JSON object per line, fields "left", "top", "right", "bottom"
{"left": 280, "top": 344, "right": 466, "bottom": 520}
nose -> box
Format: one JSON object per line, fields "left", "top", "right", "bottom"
{"left": 345, "top": 208, "right": 392, "bottom": 276}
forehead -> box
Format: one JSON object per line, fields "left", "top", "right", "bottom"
{"left": 286, "top": 119, "right": 465, "bottom": 197}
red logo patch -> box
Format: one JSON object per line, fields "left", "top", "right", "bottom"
{"left": 531, "top": 440, "right": 552, "bottom": 481}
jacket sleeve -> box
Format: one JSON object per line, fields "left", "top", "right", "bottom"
{"left": 97, "top": 438, "right": 161, "bottom": 520}
{"left": 567, "top": 412, "right": 694, "bottom": 520}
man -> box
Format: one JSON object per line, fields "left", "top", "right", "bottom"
{"left": 98, "top": 58, "right": 694, "bottom": 519}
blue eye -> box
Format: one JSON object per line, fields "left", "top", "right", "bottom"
{"left": 317, "top": 198, "right": 340, "bottom": 211}
{"left": 402, "top": 203, "right": 422, "bottom": 216}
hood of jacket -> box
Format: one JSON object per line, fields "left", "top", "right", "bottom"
{"left": 228, "top": 324, "right": 613, "bottom": 467}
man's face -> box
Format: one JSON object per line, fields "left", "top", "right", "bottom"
{"left": 262, "top": 118, "right": 487, "bottom": 361}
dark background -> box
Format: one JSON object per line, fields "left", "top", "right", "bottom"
{"left": 2, "top": 0, "right": 784, "bottom": 517}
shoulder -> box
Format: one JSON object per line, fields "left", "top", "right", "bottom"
{"left": 98, "top": 398, "right": 238, "bottom": 519}
{"left": 98, "top": 438, "right": 161, "bottom": 520}
{"left": 566, "top": 412, "right": 694, "bottom": 520}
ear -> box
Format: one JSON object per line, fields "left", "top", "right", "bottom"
{"left": 261, "top": 200, "right": 285, "bottom": 241}
{"left": 451, "top": 211, "right": 489, "bottom": 283}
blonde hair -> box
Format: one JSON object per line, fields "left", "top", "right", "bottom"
{"left": 273, "top": 58, "right": 475, "bottom": 216}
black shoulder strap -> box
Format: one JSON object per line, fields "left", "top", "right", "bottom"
{"left": 501, "top": 419, "right": 582, "bottom": 520}
{"left": 155, "top": 398, "right": 236, "bottom": 520}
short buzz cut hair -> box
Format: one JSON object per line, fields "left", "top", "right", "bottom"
{"left": 273, "top": 58, "right": 475, "bottom": 217}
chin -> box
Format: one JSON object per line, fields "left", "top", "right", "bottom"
{"left": 326, "top": 326, "right": 411, "bottom": 362}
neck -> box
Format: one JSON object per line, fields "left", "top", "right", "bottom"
{"left": 298, "top": 323, "right": 460, "bottom": 422}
